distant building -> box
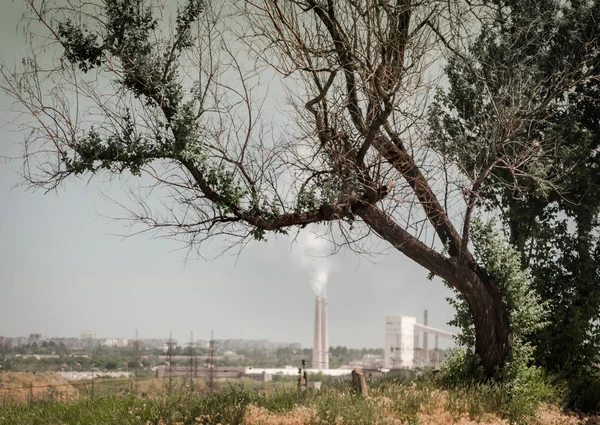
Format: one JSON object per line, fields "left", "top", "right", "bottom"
{"left": 3, "top": 338, "right": 14, "bottom": 349}
{"left": 102, "top": 338, "right": 129, "bottom": 347}
{"left": 141, "top": 338, "right": 173, "bottom": 350}
{"left": 195, "top": 340, "right": 210, "bottom": 349}
{"left": 60, "top": 338, "right": 82, "bottom": 348}
{"left": 80, "top": 331, "right": 95, "bottom": 340}
{"left": 384, "top": 313, "right": 454, "bottom": 369}
{"left": 15, "top": 337, "right": 28, "bottom": 347}
{"left": 362, "top": 354, "right": 384, "bottom": 369}
{"left": 28, "top": 334, "right": 42, "bottom": 345}
{"left": 80, "top": 331, "right": 96, "bottom": 348}
{"left": 384, "top": 315, "right": 416, "bottom": 369}
{"left": 213, "top": 339, "right": 301, "bottom": 351}
{"left": 222, "top": 350, "right": 245, "bottom": 361}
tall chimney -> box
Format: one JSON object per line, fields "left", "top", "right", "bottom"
{"left": 321, "top": 296, "right": 329, "bottom": 370}
{"left": 423, "top": 310, "right": 429, "bottom": 367}
{"left": 312, "top": 295, "right": 322, "bottom": 370}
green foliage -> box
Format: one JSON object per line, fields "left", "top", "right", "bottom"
{"left": 471, "top": 220, "right": 548, "bottom": 341}
{"left": 205, "top": 165, "right": 247, "bottom": 213}
{"left": 55, "top": 0, "right": 207, "bottom": 174}
{"left": 441, "top": 347, "right": 557, "bottom": 423}
{"left": 431, "top": 0, "right": 600, "bottom": 413}
{"left": 564, "top": 374, "right": 600, "bottom": 414}
{"left": 174, "top": 0, "right": 205, "bottom": 50}
{"left": 63, "top": 112, "right": 168, "bottom": 176}
{"left": 57, "top": 21, "right": 103, "bottom": 72}
{"left": 53, "top": 0, "right": 303, "bottom": 242}
{"left": 438, "top": 348, "right": 486, "bottom": 385}
{"left": 297, "top": 188, "right": 320, "bottom": 213}
{"left": 445, "top": 219, "right": 547, "bottom": 350}
{"left": 441, "top": 219, "right": 553, "bottom": 422}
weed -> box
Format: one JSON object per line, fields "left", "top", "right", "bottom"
{"left": 0, "top": 378, "right": 588, "bottom": 425}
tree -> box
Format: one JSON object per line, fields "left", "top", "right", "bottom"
{"left": 105, "top": 361, "right": 118, "bottom": 370}
{"left": 431, "top": 0, "right": 600, "bottom": 376}
{"left": 0, "top": 0, "right": 581, "bottom": 375}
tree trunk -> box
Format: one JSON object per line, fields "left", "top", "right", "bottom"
{"left": 357, "top": 204, "right": 512, "bottom": 375}
{"left": 460, "top": 273, "right": 512, "bottom": 376}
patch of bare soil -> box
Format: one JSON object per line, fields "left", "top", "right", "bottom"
{"left": 0, "top": 372, "right": 79, "bottom": 403}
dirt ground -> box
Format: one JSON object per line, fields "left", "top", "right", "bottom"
{"left": 0, "top": 372, "right": 79, "bottom": 404}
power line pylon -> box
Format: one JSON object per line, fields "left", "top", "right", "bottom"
{"left": 188, "top": 331, "right": 196, "bottom": 392}
{"left": 134, "top": 329, "right": 140, "bottom": 395}
{"left": 167, "top": 330, "right": 175, "bottom": 394}
{"left": 208, "top": 330, "right": 215, "bottom": 395}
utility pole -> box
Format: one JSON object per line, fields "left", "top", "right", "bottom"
{"left": 134, "top": 329, "right": 139, "bottom": 395}
{"left": 188, "top": 331, "right": 195, "bottom": 392}
{"left": 167, "top": 331, "right": 174, "bottom": 394}
{"left": 208, "top": 330, "right": 215, "bottom": 395}
{"left": 194, "top": 334, "right": 198, "bottom": 381}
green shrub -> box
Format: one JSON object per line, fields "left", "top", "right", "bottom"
{"left": 439, "top": 219, "right": 559, "bottom": 423}
{"left": 564, "top": 374, "right": 600, "bottom": 414}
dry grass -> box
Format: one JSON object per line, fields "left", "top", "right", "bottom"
{"left": 0, "top": 375, "right": 595, "bottom": 425}
{"left": 243, "top": 405, "right": 319, "bottom": 425}
{"left": 240, "top": 387, "right": 590, "bottom": 425}
{"left": 533, "top": 403, "right": 592, "bottom": 425}
{"left": 413, "top": 390, "right": 508, "bottom": 425}
{"left": 0, "top": 372, "right": 79, "bottom": 403}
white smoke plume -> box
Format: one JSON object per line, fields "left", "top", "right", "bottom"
{"left": 300, "top": 230, "right": 332, "bottom": 296}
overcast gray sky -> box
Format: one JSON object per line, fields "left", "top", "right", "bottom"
{"left": 0, "top": 0, "right": 457, "bottom": 349}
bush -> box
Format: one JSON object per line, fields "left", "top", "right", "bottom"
{"left": 438, "top": 347, "right": 558, "bottom": 423}
{"left": 439, "top": 219, "right": 558, "bottom": 423}
{"left": 564, "top": 374, "right": 600, "bottom": 414}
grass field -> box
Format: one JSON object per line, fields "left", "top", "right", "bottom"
{"left": 0, "top": 376, "right": 591, "bottom": 425}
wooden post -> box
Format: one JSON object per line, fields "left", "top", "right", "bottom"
{"left": 298, "top": 359, "right": 307, "bottom": 390}
{"left": 351, "top": 368, "right": 368, "bottom": 397}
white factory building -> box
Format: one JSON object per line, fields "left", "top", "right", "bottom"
{"left": 384, "top": 315, "right": 417, "bottom": 369}
{"left": 384, "top": 312, "right": 454, "bottom": 370}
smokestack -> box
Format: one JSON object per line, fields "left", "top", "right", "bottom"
{"left": 321, "top": 296, "right": 328, "bottom": 370}
{"left": 312, "top": 296, "right": 322, "bottom": 370}
{"left": 423, "top": 310, "right": 429, "bottom": 367}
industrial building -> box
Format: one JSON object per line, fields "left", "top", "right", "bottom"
{"left": 384, "top": 311, "right": 454, "bottom": 369}
{"left": 384, "top": 315, "right": 417, "bottom": 369}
